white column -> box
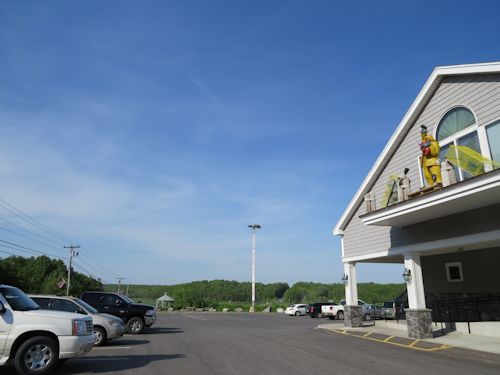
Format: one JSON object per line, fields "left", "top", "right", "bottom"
{"left": 404, "top": 254, "right": 427, "bottom": 309}
{"left": 344, "top": 262, "right": 358, "bottom": 305}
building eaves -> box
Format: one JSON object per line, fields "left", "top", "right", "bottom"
{"left": 333, "top": 61, "right": 500, "bottom": 237}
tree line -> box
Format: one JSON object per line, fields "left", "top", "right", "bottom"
{"left": 0, "top": 255, "right": 405, "bottom": 309}
{"left": 0, "top": 255, "right": 103, "bottom": 295}
{"left": 106, "top": 280, "right": 405, "bottom": 310}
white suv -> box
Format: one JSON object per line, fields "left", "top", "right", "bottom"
{"left": 0, "top": 285, "right": 95, "bottom": 375}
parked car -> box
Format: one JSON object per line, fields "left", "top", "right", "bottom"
{"left": 323, "top": 299, "right": 381, "bottom": 320}
{"left": 382, "top": 300, "right": 407, "bottom": 320}
{"left": 339, "top": 299, "right": 383, "bottom": 321}
{"left": 80, "top": 291, "right": 156, "bottom": 334}
{"left": 30, "top": 295, "right": 126, "bottom": 346}
{"left": 0, "top": 284, "right": 95, "bottom": 375}
{"left": 307, "top": 302, "right": 331, "bottom": 318}
{"left": 285, "top": 304, "right": 308, "bottom": 316}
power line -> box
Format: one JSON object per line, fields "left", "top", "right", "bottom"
{"left": 72, "top": 260, "right": 111, "bottom": 284}
{"left": 77, "top": 247, "right": 120, "bottom": 279}
{"left": 74, "top": 255, "right": 118, "bottom": 281}
{"left": 0, "top": 240, "right": 68, "bottom": 260}
{"left": 0, "top": 223, "right": 66, "bottom": 254}
{"left": 64, "top": 244, "right": 80, "bottom": 296}
{"left": 0, "top": 249, "right": 17, "bottom": 256}
{"left": 0, "top": 197, "right": 119, "bottom": 283}
{"left": 0, "top": 215, "right": 66, "bottom": 248}
{"left": 0, "top": 198, "right": 72, "bottom": 244}
{"left": 0, "top": 239, "right": 114, "bottom": 284}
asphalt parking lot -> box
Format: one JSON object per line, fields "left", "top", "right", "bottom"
{"left": 4, "top": 313, "right": 500, "bottom": 374}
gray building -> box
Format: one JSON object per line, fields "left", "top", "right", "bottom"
{"left": 334, "top": 62, "right": 500, "bottom": 339}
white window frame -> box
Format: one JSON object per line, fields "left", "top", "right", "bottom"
{"left": 484, "top": 118, "right": 500, "bottom": 168}
{"left": 445, "top": 262, "right": 463, "bottom": 282}
{"left": 416, "top": 155, "right": 426, "bottom": 188}
{"left": 434, "top": 106, "right": 496, "bottom": 182}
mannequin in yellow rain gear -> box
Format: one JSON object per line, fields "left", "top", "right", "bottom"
{"left": 420, "top": 125, "right": 442, "bottom": 187}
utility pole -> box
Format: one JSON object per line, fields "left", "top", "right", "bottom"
{"left": 116, "top": 277, "right": 125, "bottom": 294}
{"left": 248, "top": 224, "right": 261, "bottom": 312}
{"left": 64, "top": 244, "right": 80, "bottom": 296}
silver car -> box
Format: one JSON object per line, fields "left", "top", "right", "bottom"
{"left": 30, "top": 295, "right": 126, "bottom": 346}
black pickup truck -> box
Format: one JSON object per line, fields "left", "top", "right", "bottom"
{"left": 80, "top": 291, "right": 156, "bottom": 334}
{"left": 306, "top": 302, "right": 331, "bottom": 318}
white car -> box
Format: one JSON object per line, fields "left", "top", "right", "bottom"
{"left": 285, "top": 304, "right": 308, "bottom": 316}
{"left": 0, "top": 284, "right": 95, "bottom": 375}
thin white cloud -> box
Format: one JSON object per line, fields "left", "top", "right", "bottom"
{"left": 188, "top": 76, "right": 226, "bottom": 112}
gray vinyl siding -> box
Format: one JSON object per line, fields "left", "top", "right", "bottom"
{"left": 343, "top": 73, "right": 500, "bottom": 260}
{"left": 422, "top": 247, "right": 500, "bottom": 294}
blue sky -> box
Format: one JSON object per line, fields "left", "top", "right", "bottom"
{"left": 0, "top": 1, "right": 499, "bottom": 285}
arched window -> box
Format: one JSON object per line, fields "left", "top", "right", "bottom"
{"left": 437, "top": 107, "right": 480, "bottom": 180}
{"left": 436, "top": 107, "right": 476, "bottom": 141}
{"left": 436, "top": 106, "right": 500, "bottom": 182}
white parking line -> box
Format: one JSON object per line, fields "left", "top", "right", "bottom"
{"left": 93, "top": 346, "right": 132, "bottom": 350}
{"left": 183, "top": 314, "right": 208, "bottom": 320}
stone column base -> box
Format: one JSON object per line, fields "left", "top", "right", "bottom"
{"left": 344, "top": 305, "right": 363, "bottom": 328}
{"left": 406, "top": 309, "right": 433, "bottom": 339}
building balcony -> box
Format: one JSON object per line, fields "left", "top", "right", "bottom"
{"left": 360, "top": 168, "right": 500, "bottom": 227}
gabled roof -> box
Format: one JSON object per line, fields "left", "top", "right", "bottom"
{"left": 157, "top": 293, "right": 174, "bottom": 302}
{"left": 333, "top": 61, "right": 500, "bottom": 236}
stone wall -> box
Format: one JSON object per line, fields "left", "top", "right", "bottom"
{"left": 344, "top": 305, "right": 362, "bottom": 328}
{"left": 406, "top": 309, "right": 433, "bottom": 339}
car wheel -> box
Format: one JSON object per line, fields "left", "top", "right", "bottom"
{"left": 295, "top": 311, "right": 300, "bottom": 316}
{"left": 14, "top": 336, "right": 58, "bottom": 375}
{"left": 94, "top": 326, "right": 107, "bottom": 346}
{"left": 337, "top": 311, "right": 345, "bottom": 320}
{"left": 317, "top": 313, "right": 323, "bottom": 318}
{"left": 127, "top": 317, "right": 145, "bottom": 334}
{"left": 364, "top": 313, "right": 371, "bottom": 321}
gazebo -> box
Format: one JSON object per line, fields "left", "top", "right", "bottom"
{"left": 156, "top": 293, "right": 175, "bottom": 310}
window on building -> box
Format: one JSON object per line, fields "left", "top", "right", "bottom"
{"left": 436, "top": 107, "right": 498, "bottom": 181}
{"left": 445, "top": 262, "right": 463, "bottom": 282}
{"left": 486, "top": 121, "right": 500, "bottom": 168}
{"left": 437, "top": 107, "right": 476, "bottom": 140}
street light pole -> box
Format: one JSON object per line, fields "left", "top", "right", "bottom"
{"left": 116, "top": 277, "right": 125, "bottom": 294}
{"left": 248, "top": 224, "right": 261, "bottom": 312}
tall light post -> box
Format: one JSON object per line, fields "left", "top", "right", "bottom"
{"left": 248, "top": 224, "right": 261, "bottom": 312}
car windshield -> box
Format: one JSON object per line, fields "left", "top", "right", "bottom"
{"left": 383, "top": 302, "right": 393, "bottom": 308}
{"left": 121, "top": 295, "right": 134, "bottom": 304}
{"left": 0, "top": 286, "right": 39, "bottom": 311}
{"left": 73, "top": 298, "right": 98, "bottom": 314}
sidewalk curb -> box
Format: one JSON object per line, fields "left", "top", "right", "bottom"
{"left": 317, "top": 324, "right": 451, "bottom": 352}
